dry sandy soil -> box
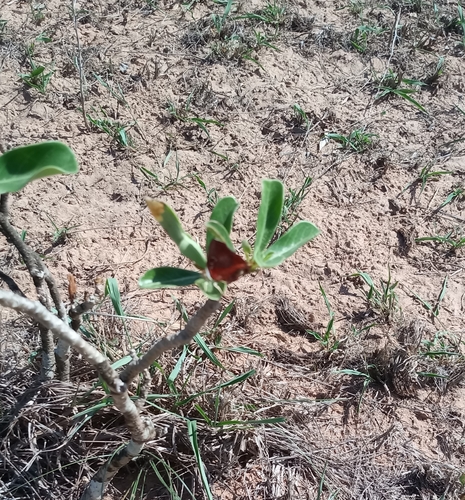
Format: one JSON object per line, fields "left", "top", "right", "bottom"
{"left": 1, "top": 0, "right": 465, "bottom": 498}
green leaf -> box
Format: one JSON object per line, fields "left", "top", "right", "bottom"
{"left": 111, "top": 355, "right": 132, "bottom": 370}
{"left": 30, "top": 66, "right": 45, "bottom": 77}
{"left": 187, "top": 420, "right": 214, "bottom": 500}
{"left": 391, "top": 89, "right": 428, "bottom": 114}
{"left": 207, "top": 196, "right": 238, "bottom": 249}
{"left": 194, "top": 334, "right": 224, "bottom": 368}
{"left": 218, "top": 346, "right": 263, "bottom": 357}
{"left": 213, "top": 299, "right": 235, "bottom": 328}
{"left": 259, "top": 221, "right": 320, "bottom": 268}
{"left": 105, "top": 278, "right": 125, "bottom": 317}
{"left": 214, "top": 416, "right": 285, "bottom": 427}
{"left": 241, "top": 239, "right": 252, "bottom": 260}
{"left": 205, "top": 220, "right": 234, "bottom": 251}
{"left": 0, "top": 141, "right": 78, "bottom": 194}
{"left": 167, "top": 346, "right": 188, "bottom": 394}
{"left": 334, "top": 368, "right": 371, "bottom": 379}
{"left": 353, "top": 271, "right": 375, "bottom": 289}
{"left": 195, "top": 278, "right": 226, "bottom": 300}
{"left": 178, "top": 369, "right": 256, "bottom": 406}
{"left": 253, "top": 180, "right": 284, "bottom": 262}
{"left": 139, "top": 267, "right": 202, "bottom": 289}
{"left": 146, "top": 198, "right": 207, "bottom": 269}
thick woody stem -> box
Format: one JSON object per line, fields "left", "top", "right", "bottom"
{"left": 0, "top": 291, "right": 147, "bottom": 423}
{"left": 0, "top": 193, "right": 10, "bottom": 216}
{"left": 120, "top": 299, "right": 220, "bottom": 385}
{"left": 79, "top": 435, "right": 151, "bottom": 500}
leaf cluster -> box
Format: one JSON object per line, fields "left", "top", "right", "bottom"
{"left": 140, "top": 180, "right": 319, "bottom": 299}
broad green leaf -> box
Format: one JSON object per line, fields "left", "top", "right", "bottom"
{"left": 253, "top": 180, "right": 284, "bottom": 261}
{"left": 259, "top": 221, "right": 319, "bottom": 268}
{"left": 195, "top": 278, "right": 226, "bottom": 300}
{"left": 139, "top": 267, "right": 202, "bottom": 289}
{"left": 0, "top": 141, "right": 78, "bottom": 194}
{"left": 205, "top": 220, "right": 234, "bottom": 251}
{"left": 207, "top": 196, "right": 238, "bottom": 249}
{"left": 146, "top": 198, "right": 206, "bottom": 269}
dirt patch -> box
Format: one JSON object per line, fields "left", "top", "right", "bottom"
{"left": 1, "top": 0, "right": 465, "bottom": 498}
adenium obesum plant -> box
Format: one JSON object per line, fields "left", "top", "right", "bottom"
{"left": 0, "top": 141, "right": 79, "bottom": 381}
{"left": 0, "top": 141, "right": 320, "bottom": 500}
{"left": 140, "top": 180, "right": 320, "bottom": 300}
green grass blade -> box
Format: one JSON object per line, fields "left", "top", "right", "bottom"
{"left": 194, "top": 333, "right": 224, "bottom": 368}
{"left": 334, "top": 368, "right": 371, "bottom": 379}
{"left": 433, "top": 276, "right": 448, "bottom": 317}
{"left": 177, "top": 369, "right": 256, "bottom": 406}
{"left": 213, "top": 299, "right": 235, "bottom": 329}
{"left": 217, "top": 346, "right": 263, "bottom": 356}
{"left": 187, "top": 419, "right": 214, "bottom": 500}
{"left": 213, "top": 416, "right": 285, "bottom": 427}
{"left": 167, "top": 345, "right": 188, "bottom": 394}
{"left": 111, "top": 355, "right": 132, "bottom": 370}
{"left": 391, "top": 89, "right": 427, "bottom": 113}
{"left": 105, "top": 277, "right": 125, "bottom": 317}
{"left": 409, "top": 289, "right": 433, "bottom": 312}
{"left": 195, "top": 404, "right": 213, "bottom": 425}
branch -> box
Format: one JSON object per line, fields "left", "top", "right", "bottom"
{"left": 0, "top": 202, "right": 55, "bottom": 378}
{"left": 81, "top": 300, "right": 220, "bottom": 499}
{"left": 0, "top": 290, "right": 155, "bottom": 440}
{"left": 0, "top": 199, "right": 70, "bottom": 380}
{"left": 0, "top": 291, "right": 115, "bottom": 383}
{"left": 120, "top": 299, "right": 220, "bottom": 385}
{"left": 0, "top": 270, "right": 27, "bottom": 298}
{"left": 55, "top": 300, "right": 95, "bottom": 381}
{"left": 0, "top": 193, "right": 9, "bottom": 217}
{"left": 0, "top": 290, "right": 156, "bottom": 500}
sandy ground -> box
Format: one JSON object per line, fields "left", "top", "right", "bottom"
{"left": 1, "top": 0, "right": 465, "bottom": 498}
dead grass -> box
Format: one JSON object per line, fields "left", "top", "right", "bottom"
{"left": 1, "top": 315, "right": 464, "bottom": 499}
